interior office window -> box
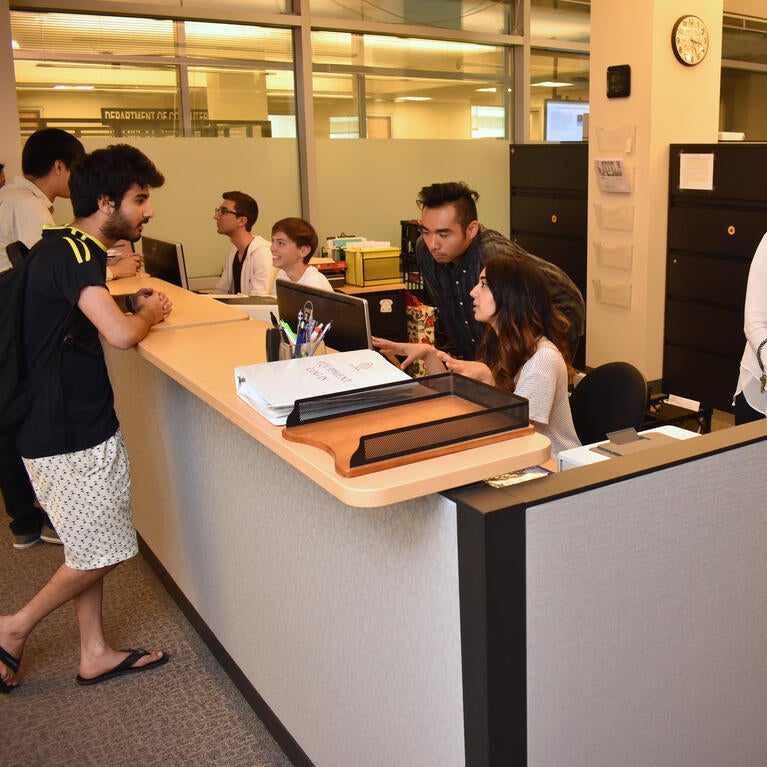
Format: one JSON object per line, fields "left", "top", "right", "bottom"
{"left": 10, "top": 11, "right": 176, "bottom": 56}
{"left": 720, "top": 14, "right": 767, "bottom": 141}
{"left": 329, "top": 116, "right": 360, "bottom": 138}
{"left": 529, "top": 48, "right": 589, "bottom": 141}
{"left": 184, "top": 22, "right": 294, "bottom": 138}
{"left": 10, "top": 12, "right": 295, "bottom": 139}
{"left": 530, "top": 0, "right": 590, "bottom": 43}
{"left": 311, "top": 30, "right": 510, "bottom": 139}
{"left": 719, "top": 69, "right": 767, "bottom": 141}
{"left": 310, "top": 0, "right": 519, "bottom": 34}
{"left": 92, "top": 0, "right": 289, "bottom": 11}
{"left": 471, "top": 105, "right": 504, "bottom": 138}
{"left": 14, "top": 59, "right": 183, "bottom": 138}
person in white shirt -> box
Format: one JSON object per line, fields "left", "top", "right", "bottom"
{"left": 0, "top": 128, "right": 84, "bottom": 274}
{"left": 0, "top": 129, "right": 85, "bottom": 550}
{"left": 213, "top": 191, "right": 274, "bottom": 295}
{"left": 271, "top": 217, "right": 333, "bottom": 292}
{"left": 733, "top": 232, "right": 767, "bottom": 424}
{"left": 373, "top": 254, "right": 580, "bottom": 459}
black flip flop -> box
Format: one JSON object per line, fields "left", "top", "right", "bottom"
{"left": 75, "top": 648, "right": 169, "bottom": 686}
{"left": 0, "top": 643, "right": 21, "bottom": 694}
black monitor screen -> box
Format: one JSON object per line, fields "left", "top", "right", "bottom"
{"left": 276, "top": 279, "right": 371, "bottom": 352}
{"left": 141, "top": 236, "right": 188, "bottom": 289}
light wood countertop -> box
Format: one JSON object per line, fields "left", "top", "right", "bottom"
{"left": 108, "top": 275, "right": 249, "bottom": 330}
{"left": 134, "top": 318, "right": 551, "bottom": 507}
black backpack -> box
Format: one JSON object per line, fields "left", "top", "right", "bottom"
{"left": 0, "top": 239, "right": 70, "bottom": 435}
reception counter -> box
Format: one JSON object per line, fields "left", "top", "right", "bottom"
{"left": 105, "top": 280, "right": 767, "bottom": 767}
{"left": 104, "top": 279, "right": 548, "bottom": 767}
{"left": 107, "top": 274, "right": 251, "bottom": 330}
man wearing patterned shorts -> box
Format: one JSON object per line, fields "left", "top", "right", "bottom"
{"left": 0, "top": 145, "right": 173, "bottom": 693}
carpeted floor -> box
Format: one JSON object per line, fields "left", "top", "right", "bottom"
{"left": 0, "top": 525, "right": 293, "bottom": 767}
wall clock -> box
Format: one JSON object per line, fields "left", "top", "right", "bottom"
{"left": 672, "top": 15, "right": 709, "bottom": 66}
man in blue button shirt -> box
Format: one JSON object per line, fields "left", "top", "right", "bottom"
{"left": 415, "top": 181, "right": 585, "bottom": 362}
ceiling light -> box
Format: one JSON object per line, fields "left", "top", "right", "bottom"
{"left": 532, "top": 80, "right": 573, "bottom": 88}
{"left": 395, "top": 96, "right": 431, "bottom": 102}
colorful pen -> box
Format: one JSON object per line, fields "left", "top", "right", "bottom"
{"left": 308, "top": 320, "right": 332, "bottom": 356}
{"left": 279, "top": 320, "right": 296, "bottom": 344}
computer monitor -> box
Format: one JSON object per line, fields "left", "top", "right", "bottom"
{"left": 544, "top": 100, "right": 589, "bottom": 142}
{"left": 276, "top": 279, "right": 372, "bottom": 352}
{"left": 141, "top": 235, "right": 188, "bottom": 289}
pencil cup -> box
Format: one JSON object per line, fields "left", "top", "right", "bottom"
{"left": 279, "top": 340, "right": 326, "bottom": 360}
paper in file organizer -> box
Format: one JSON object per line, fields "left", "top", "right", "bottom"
{"left": 235, "top": 348, "right": 411, "bottom": 425}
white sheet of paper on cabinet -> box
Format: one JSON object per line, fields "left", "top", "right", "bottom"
{"left": 679, "top": 153, "right": 714, "bottom": 191}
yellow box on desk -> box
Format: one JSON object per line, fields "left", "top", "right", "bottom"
{"left": 344, "top": 247, "right": 401, "bottom": 287}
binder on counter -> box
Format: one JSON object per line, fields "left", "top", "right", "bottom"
{"left": 235, "top": 349, "right": 410, "bottom": 425}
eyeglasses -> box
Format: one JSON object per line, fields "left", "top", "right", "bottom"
{"left": 213, "top": 207, "right": 238, "bottom": 217}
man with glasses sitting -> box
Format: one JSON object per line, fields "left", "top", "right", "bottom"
{"left": 212, "top": 191, "right": 274, "bottom": 295}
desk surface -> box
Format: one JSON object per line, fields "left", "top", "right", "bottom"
{"left": 108, "top": 275, "right": 249, "bottom": 330}
{"left": 135, "top": 319, "right": 551, "bottom": 507}
{"left": 558, "top": 425, "right": 698, "bottom": 470}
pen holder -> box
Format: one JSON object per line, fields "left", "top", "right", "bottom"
{"left": 265, "top": 327, "right": 281, "bottom": 362}
{"left": 279, "top": 340, "right": 326, "bottom": 360}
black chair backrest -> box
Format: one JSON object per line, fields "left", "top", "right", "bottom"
{"left": 569, "top": 361, "right": 647, "bottom": 445}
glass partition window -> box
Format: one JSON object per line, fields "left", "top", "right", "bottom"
{"left": 720, "top": 14, "right": 767, "bottom": 141}
{"left": 310, "top": 0, "right": 519, "bottom": 35}
{"left": 530, "top": 0, "right": 590, "bottom": 44}
{"left": 529, "top": 48, "right": 589, "bottom": 141}
{"left": 720, "top": 69, "right": 767, "bottom": 141}
{"left": 10, "top": 11, "right": 295, "bottom": 138}
{"left": 311, "top": 31, "right": 511, "bottom": 139}
{"left": 11, "top": 12, "right": 176, "bottom": 56}
{"left": 723, "top": 14, "right": 767, "bottom": 64}
{"left": 14, "top": 59, "right": 182, "bottom": 138}
{"left": 92, "top": 0, "right": 289, "bottom": 11}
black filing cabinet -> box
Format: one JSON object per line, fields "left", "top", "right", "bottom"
{"left": 665, "top": 143, "right": 767, "bottom": 411}
{"left": 510, "top": 143, "right": 588, "bottom": 370}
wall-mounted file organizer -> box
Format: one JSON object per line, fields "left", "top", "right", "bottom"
{"left": 593, "top": 159, "right": 634, "bottom": 194}
{"left": 592, "top": 279, "right": 632, "bottom": 309}
{"left": 594, "top": 241, "right": 633, "bottom": 270}
{"left": 594, "top": 203, "right": 635, "bottom": 231}
{"left": 595, "top": 125, "right": 637, "bottom": 154}
{"left": 283, "top": 373, "right": 533, "bottom": 477}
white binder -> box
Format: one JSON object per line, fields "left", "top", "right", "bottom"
{"left": 235, "top": 349, "right": 410, "bottom": 425}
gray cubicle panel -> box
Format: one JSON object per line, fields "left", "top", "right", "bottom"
{"left": 449, "top": 420, "right": 767, "bottom": 767}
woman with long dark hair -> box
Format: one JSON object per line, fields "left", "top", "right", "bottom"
{"left": 373, "top": 254, "right": 580, "bottom": 458}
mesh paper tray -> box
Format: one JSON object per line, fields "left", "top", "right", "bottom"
{"left": 283, "top": 373, "right": 531, "bottom": 476}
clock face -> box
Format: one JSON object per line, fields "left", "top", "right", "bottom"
{"left": 672, "top": 15, "right": 709, "bottom": 66}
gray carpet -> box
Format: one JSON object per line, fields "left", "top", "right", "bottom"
{"left": 0, "top": 526, "right": 293, "bottom": 767}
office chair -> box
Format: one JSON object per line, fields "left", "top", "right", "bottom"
{"left": 569, "top": 361, "right": 648, "bottom": 445}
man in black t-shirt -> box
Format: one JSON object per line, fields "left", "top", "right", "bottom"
{"left": 0, "top": 145, "right": 174, "bottom": 694}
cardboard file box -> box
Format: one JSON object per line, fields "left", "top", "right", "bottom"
{"left": 345, "top": 247, "right": 401, "bottom": 287}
